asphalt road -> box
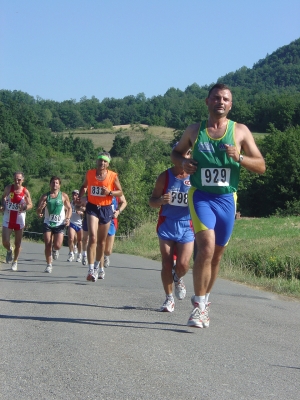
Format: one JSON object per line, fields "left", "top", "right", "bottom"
{"left": 0, "top": 241, "right": 299, "bottom": 400}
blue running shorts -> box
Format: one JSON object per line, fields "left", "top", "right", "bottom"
{"left": 157, "top": 218, "right": 194, "bottom": 244}
{"left": 69, "top": 222, "right": 82, "bottom": 233}
{"left": 107, "top": 220, "right": 116, "bottom": 236}
{"left": 188, "top": 187, "right": 237, "bottom": 247}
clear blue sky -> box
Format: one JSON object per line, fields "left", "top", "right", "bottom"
{"left": 1, "top": 0, "right": 299, "bottom": 102}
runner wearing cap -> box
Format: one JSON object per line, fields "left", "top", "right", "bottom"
{"left": 78, "top": 152, "right": 123, "bottom": 282}
{"left": 67, "top": 190, "right": 84, "bottom": 262}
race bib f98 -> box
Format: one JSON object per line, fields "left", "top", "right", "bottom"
{"left": 170, "top": 191, "right": 188, "bottom": 207}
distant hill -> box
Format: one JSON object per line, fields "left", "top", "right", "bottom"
{"left": 218, "top": 38, "right": 300, "bottom": 92}
{"left": 1, "top": 38, "right": 300, "bottom": 135}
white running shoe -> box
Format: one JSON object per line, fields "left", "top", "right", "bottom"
{"left": 174, "top": 278, "right": 186, "bottom": 300}
{"left": 98, "top": 269, "right": 105, "bottom": 280}
{"left": 86, "top": 269, "right": 94, "bottom": 281}
{"left": 52, "top": 249, "right": 59, "bottom": 260}
{"left": 76, "top": 254, "right": 82, "bottom": 263}
{"left": 160, "top": 297, "right": 175, "bottom": 312}
{"left": 11, "top": 261, "right": 18, "bottom": 271}
{"left": 45, "top": 264, "right": 53, "bottom": 273}
{"left": 74, "top": 245, "right": 78, "bottom": 254}
{"left": 173, "top": 268, "right": 187, "bottom": 300}
{"left": 92, "top": 269, "right": 99, "bottom": 282}
{"left": 187, "top": 307, "right": 210, "bottom": 328}
{"left": 67, "top": 253, "right": 74, "bottom": 262}
{"left": 104, "top": 256, "right": 110, "bottom": 268}
{"left": 6, "top": 248, "right": 13, "bottom": 264}
{"left": 82, "top": 255, "right": 87, "bottom": 266}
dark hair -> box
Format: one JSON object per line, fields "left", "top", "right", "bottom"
{"left": 14, "top": 171, "right": 24, "bottom": 179}
{"left": 50, "top": 176, "right": 61, "bottom": 184}
{"left": 208, "top": 83, "right": 231, "bottom": 98}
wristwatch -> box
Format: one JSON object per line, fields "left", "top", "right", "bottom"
{"left": 238, "top": 154, "right": 244, "bottom": 163}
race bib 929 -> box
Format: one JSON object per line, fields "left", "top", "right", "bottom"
{"left": 201, "top": 168, "right": 230, "bottom": 186}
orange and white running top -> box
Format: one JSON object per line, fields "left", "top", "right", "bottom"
{"left": 3, "top": 185, "right": 27, "bottom": 230}
{"left": 87, "top": 169, "right": 117, "bottom": 206}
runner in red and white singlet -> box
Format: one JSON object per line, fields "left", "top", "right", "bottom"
{"left": 1, "top": 171, "right": 33, "bottom": 271}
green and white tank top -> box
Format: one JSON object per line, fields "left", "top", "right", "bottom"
{"left": 190, "top": 120, "right": 241, "bottom": 194}
{"left": 44, "top": 191, "right": 65, "bottom": 227}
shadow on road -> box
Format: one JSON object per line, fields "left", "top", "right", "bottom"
{"left": 0, "top": 312, "right": 193, "bottom": 334}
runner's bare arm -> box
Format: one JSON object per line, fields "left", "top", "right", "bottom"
{"left": 36, "top": 194, "right": 47, "bottom": 217}
{"left": 111, "top": 176, "right": 123, "bottom": 198}
{"left": 225, "top": 123, "right": 266, "bottom": 174}
{"left": 149, "top": 171, "right": 171, "bottom": 208}
{"left": 23, "top": 189, "right": 33, "bottom": 211}
{"left": 171, "top": 124, "right": 199, "bottom": 175}
{"left": 63, "top": 194, "right": 72, "bottom": 219}
{"left": 0, "top": 185, "right": 10, "bottom": 211}
{"left": 78, "top": 173, "right": 88, "bottom": 198}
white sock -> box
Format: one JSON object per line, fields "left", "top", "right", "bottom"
{"left": 194, "top": 295, "right": 206, "bottom": 311}
{"left": 99, "top": 267, "right": 104, "bottom": 272}
{"left": 205, "top": 293, "right": 210, "bottom": 304}
{"left": 88, "top": 264, "right": 94, "bottom": 271}
{"left": 83, "top": 251, "right": 87, "bottom": 256}
{"left": 167, "top": 294, "right": 174, "bottom": 301}
{"left": 94, "top": 261, "right": 100, "bottom": 269}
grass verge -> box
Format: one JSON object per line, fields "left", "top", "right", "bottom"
{"left": 114, "top": 217, "right": 300, "bottom": 299}
{"left": 1, "top": 216, "right": 299, "bottom": 299}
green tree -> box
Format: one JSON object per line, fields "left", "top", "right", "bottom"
{"left": 110, "top": 136, "right": 131, "bottom": 157}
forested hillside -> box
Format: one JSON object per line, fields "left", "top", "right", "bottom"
{"left": 1, "top": 38, "right": 300, "bottom": 134}
{"left": 1, "top": 37, "right": 300, "bottom": 235}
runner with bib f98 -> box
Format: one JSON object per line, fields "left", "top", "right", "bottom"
{"left": 171, "top": 83, "right": 266, "bottom": 328}
{"left": 78, "top": 152, "right": 123, "bottom": 282}
{"left": 149, "top": 147, "right": 194, "bottom": 313}
{"left": 67, "top": 190, "right": 84, "bottom": 263}
{"left": 36, "top": 176, "right": 72, "bottom": 273}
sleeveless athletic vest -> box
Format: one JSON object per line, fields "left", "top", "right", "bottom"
{"left": 190, "top": 120, "right": 241, "bottom": 194}
{"left": 44, "top": 191, "right": 65, "bottom": 227}
{"left": 159, "top": 168, "right": 191, "bottom": 220}
{"left": 87, "top": 169, "right": 116, "bottom": 206}
{"left": 3, "top": 185, "right": 27, "bottom": 229}
{"left": 70, "top": 201, "right": 82, "bottom": 227}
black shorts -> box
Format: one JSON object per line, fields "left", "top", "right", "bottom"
{"left": 43, "top": 223, "right": 66, "bottom": 235}
{"left": 82, "top": 216, "right": 88, "bottom": 232}
{"left": 86, "top": 202, "right": 113, "bottom": 225}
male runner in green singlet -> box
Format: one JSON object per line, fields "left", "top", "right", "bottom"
{"left": 171, "top": 83, "right": 266, "bottom": 328}
{"left": 37, "top": 176, "right": 72, "bottom": 273}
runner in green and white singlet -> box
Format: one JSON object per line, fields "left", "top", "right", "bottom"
{"left": 37, "top": 176, "right": 72, "bottom": 274}
{"left": 171, "top": 84, "right": 265, "bottom": 329}
{"left": 44, "top": 191, "right": 66, "bottom": 227}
